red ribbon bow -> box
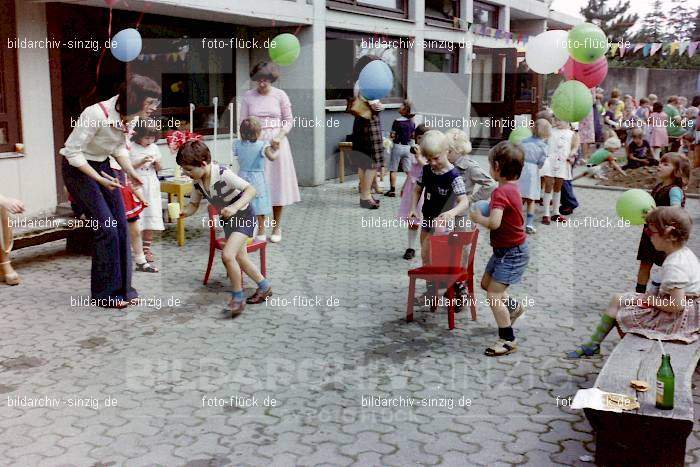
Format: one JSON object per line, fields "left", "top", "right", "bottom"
{"left": 166, "top": 130, "right": 203, "bottom": 153}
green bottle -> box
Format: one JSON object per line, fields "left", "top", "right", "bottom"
{"left": 656, "top": 354, "right": 675, "bottom": 410}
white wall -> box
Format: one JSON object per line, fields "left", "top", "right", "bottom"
{"left": 0, "top": 1, "right": 57, "bottom": 217}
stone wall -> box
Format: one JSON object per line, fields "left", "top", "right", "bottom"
{"left": 602, "top": 67, "right": 700, "bottom": 100}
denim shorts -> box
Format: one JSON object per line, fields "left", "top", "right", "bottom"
{"left": 485, "top": 242, "right": 529, "bottom": 285}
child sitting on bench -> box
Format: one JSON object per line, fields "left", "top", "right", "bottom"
{"left": 567, "top": 206, "right": 700, "bottom": 358}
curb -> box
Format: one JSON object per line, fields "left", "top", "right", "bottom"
{"left": 572, "top": 183, "right": 700, "bottom": 200}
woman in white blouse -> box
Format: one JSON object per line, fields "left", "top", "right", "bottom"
{"left": 60, "top": 75, "right": 161, "bottom": 309}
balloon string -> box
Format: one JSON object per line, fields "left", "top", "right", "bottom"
{"left": 293, "top": 24, "right": 301, "bottom": 36}
{"left": 108, "top": 8, "right": 113, "bottom": 38}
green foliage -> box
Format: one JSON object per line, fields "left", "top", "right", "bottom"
{"left": 580, "top": 0, "right": 639, "bottom": 42}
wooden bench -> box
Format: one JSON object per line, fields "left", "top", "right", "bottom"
{"left": 13, "top": 214, "right": 93, "bottom": 255}
{"left": 584, "top": 334, "right": 700, "bottom": 466}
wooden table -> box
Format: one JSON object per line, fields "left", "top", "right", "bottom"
{"left": 338, "top": 142, "right": 352, "bottom": 183}
{"left": 160, "top": 179, "right": 193, "bottom": 247}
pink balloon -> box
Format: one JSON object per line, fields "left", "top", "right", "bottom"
{"left": 104, "top": 0, "right": 119, "bottom": 7}
{"left": 559, "top": 57, "right": 608, "bottom": 88}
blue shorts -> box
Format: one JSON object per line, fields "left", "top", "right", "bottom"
{"left": 485, "top": 243, "right": 529, "bottom": 285}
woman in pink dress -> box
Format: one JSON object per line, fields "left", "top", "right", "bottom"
{"left": 239, "top": 62, "right": 301, "bottom": 243}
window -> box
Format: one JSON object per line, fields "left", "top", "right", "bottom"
{"left": 128, "top": 37, "right": 236, "bottom": 135}
{"left": 473, "top": 1, "right": 499, "bottom": 29}
{"left": 424, "top": 47, "right": 459, "bottom": 73}
{"left": 0, "top": 0, "right": 21, "bottom": 153}
{"left": 327, "top": 0, "right": 409, "bottom": 19}
{"left": 425, "top": 0, "right": 461, "bottom": 28}
{"left": 326, "top": 31, "right": 408, "bottom": 105}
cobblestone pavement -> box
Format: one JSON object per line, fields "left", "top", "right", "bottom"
{"left": 2, "top": 177, "right": 700, "bottom": 466}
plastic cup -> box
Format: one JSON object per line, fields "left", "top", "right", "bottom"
{"left": 167, "top": 202, "right": 181, "bottom": 220}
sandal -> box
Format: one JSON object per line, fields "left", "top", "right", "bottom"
{"left": 228, "top": 297, "right": 246, "bottom": 317}
{"left": 485, "top": 339, "right": 518, "bottom": 357}
{"left": 246, "top": 287, "right": 272, "bottom": 304}
{"left": 135, "top": 262, "right": 159, "bottom": 273}
{"left": 565, "top": 344, "right": 600, "bottom": 359}
{"left": 143, "top": 248, "right": 154, "bottom": 263}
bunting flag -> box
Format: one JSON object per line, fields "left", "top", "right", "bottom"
{"left": 611, "top": 40, "right": 699, "bottom": 57}
{"left": 610, "top": 43, "right": 619, "bottom": 56}
{"left": 468, "top": 23, "right": 532, "bottom": 47}
{"left": 689, "top": 41, "right": 699, "bottom": 57}
{"left": 136, "top": 45, "right": 190, "bottom": 62}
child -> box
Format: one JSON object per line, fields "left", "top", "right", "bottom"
{"left": 176, "top": 138, "right": 270, "bottom": 316}
{"left": 635, "top": 152, "right": 690, "bottom": 294}
{"left": 129, "top": 120, "right": 163, "bottom": 263}
{"left": 234, "top": 117, "right": 280, "bottom": 241}
{"left": 107, "top": 159, "right": 156, "bottom": 273}
{"left": 470, "top": 141, "right": 529, "bottom": 356}
{"left": 567, "top": 206, "right": 700, "bottom": 358}
{"left": 446, "top": 128, "right": 496, "bottom": 221}
{"left": 398, "top": 124, "right": 429, "bottom": 260}
{"left": 574, "top": 137, "right": 625, "bottom": 180}
{"left": 540, "top": 118, "right": 579, "bottom": 224}
{"left": 623, "top": 127, "right": 658, "bottom": 170}
{"left": 386, "top": 100, "right": 416, "bottom": 197}
{"left": 408, "top": 130, "right": 469, "bottom": 295}
{"left": 649, "top": 102, "right": 669, "bottom": 159}
{"left": 518, "top": 119, "right": 551, "bottom": 234}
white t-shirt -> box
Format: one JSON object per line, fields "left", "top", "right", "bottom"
{"left": 660, "top": 247, "right": 700, "bottom": 295}
{"left": 190, "top": 163, "right": 251, "bottom": 210}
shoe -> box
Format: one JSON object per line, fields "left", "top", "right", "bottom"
{"left": 551, "top": 214, "right": 568, "bottom": 223}
{"left": 135, "top": 262, "right": 159, "bottom": 273}
{"left": 254, "top": 235, "right": 267, "bottom": 242}
{"left": 228, "top": 298, "right": 246, "bottom": 317}
{"left": 246, "top": 287, "right": 272, "bottom": 304}
{"left": 541, "top": 216, "right": 550, "bottom": 225}
{"left": 445, "top": 283, "right": 466, "bottom": 313}
{"left": 360, "top": 199, "right": 379, "bottom": 210}
{"left": 385, "top": 188, "right": 396, "bottom": 197}
{"left": 565, "top": 344, "right": 601, "bottom": 359}
{"left": 269, "top": 232, "right": 282, "bottom": 243}
{"left": 403, "top": 248, "right": 415, "bottom": 260}
{"left": 509, "top": 301, "right": 525, "bottom": 325}
{"left": 0, "top": 261, "right": 20, "bottom": 286}
{"left": 525, "top": 225, "right": 536, "bottom": 234}
{"left": 485, "top": 339, "right": 517, "bottom": 357}
{"left": 559, "top": 208, "right": 573, "bottom": 215}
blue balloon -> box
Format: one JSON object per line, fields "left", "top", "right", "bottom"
{"left": 474, "top": 200, "right": 490, "bottom": 217}
{"left": 358, "top": 60, "right": 394, "bottom": 101}
{"left": 111, "top": 28, "right": 142, "bottom": 62}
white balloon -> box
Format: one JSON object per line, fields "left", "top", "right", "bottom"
{"left": 525, "top": 30, "right": 570, "bottom": 74}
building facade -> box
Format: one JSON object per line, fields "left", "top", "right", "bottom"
{"left": 1, "top": 0, "right": 578, "bottom": 216}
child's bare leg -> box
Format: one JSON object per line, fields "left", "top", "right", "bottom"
{"left": 222, "top": 233, "right": 246, "bottom": 289}
{"left": 486, "top": 281, "right": 510, "bottom": 328}
{"left": 389, "top": 171, "right": 398, "bottom": 190}
{"left": 480, "top": 271, "right": 493, "bottom": 291}
{"left": 542, "top": 176, "right": 554, "bottom": 218}
{"left": 636, "top": 261, "right": 653, "bottom": 292}
{"left": 419, "top": 230, "right": 431, "bottom": 266}
{"left": 551, "top": 178, "right": 565, "bottom": 218}
{"left": 236, "top": 246, "right": 264, "bottom": 283}
{"left": 256, "top": 215, "right": 267, "bottom": 237}
{"left": 129, "top": 222, "right": 144, "bottom": 262}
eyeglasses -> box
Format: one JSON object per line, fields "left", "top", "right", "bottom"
{"left": 145, "top": 98, "right": 161, "bottom": 109}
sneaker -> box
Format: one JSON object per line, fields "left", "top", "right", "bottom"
{"left": 525, "top": 225, "right": 536, "bottom": 234}
{"left": 551, "top": 214, "right": 568, "bottom": 223}
{"left": 541, "top": 216, "right": 550, "bottom": 225}
{"left": 402, "top": 248, "right": 415, "bottom": 260}
{"left": 565, "top": 344, "right": 601, "bottom": 359}
{"left": 385, "top": 188, "right": 396, "bottom": 197}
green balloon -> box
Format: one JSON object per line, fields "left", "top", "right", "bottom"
{"left": 269, "top": 33, "right": 300, "bottom": 66}
{"left": 616, "top": 189, "right": 656, "bottom": 226}
{"left": 588, "top": 148, "right": 612, "bottom": 166}
{"left": 568, "top": 23, "right": 609, "bottom": 64}
{"left": 509, "top": 127, "right": 532, "bottom": 144}
{"left": 551, "top": 80, "right": 593, "bottom": 123}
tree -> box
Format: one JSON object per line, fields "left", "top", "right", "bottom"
{"left": 693, "top": 6, "right": 700, "bottom": 41}
{"left": 667, "top": 0, "right": 695, "bottom": 42}
{"left": 580, "top": 0, "right": 639, "bottom": 42}
{"left": 635, "top": 0, "right": 668, "bottom": 43}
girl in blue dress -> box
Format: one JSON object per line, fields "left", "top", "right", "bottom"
{"left": 234, "top": 117, "right": 280, "bottom": 241}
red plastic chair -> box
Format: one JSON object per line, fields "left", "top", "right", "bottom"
{"left": 406, "top": 230, "right": 479, "bottom": 329}
{"left": 203, "top": 204, "right": 267, "bottom": 285}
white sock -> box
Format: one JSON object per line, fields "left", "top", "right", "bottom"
{"left": 407, "top": 228, "right": 418, "bottom": 249}
{"left": 134, "top": 254, "right": 146, "bottom": 264}
{"left": 543, "top": 191, "right": 553, "bottom": 217}
{"left": 552, "top": 191, "right": 562, "bottom": 217}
